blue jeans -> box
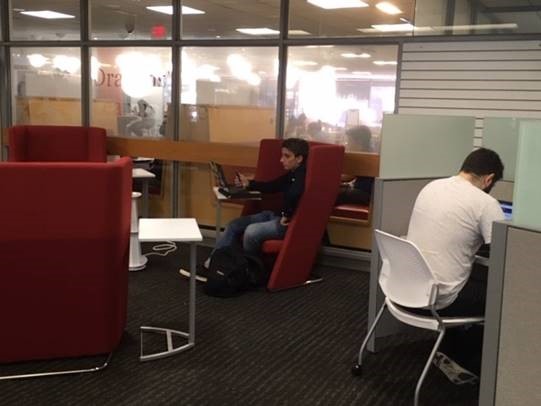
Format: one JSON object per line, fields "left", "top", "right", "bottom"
{"left": 215, "top": 210, "right": 287, "bottom": 255}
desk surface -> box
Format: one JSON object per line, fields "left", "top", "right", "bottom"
{"left": 139, "top": 218, "right": 202, "bottom": 242}
{"left": 212, "top": 186, "right": 261, "bottom": 201}
{"left": 133, "top": 168, "right": 156, "bottom": 179}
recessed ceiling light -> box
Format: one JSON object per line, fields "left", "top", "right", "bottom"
{"left": 373, "top": 60, "right": 397, "bottom": 65}
{"left": 20, "top": 10, "right": 75, "bottom": 19}
{"left": 371, "top": 23, "right": 414, "bottom": 32}
{"left": 375, "top": 2, "right": 402, "bottom": 15}
{"left": 236, "top": 27, "right": 280, "bottom": 35}
{"left": 293, "top": 60, "right": 318, "bottom": 66}
{"left": 341, "top": 52, "right": 371, "bottom": 58}
{"left": 146, "top": 6, "right": 205, "bottom": 15}
{"left": 352, "top": 71, "right": 372, "bottom": 75}
{"left": 307, "top": 0, "right": 368, "bottom": 10}
{"left": 289, "top": 30, "right": 311, "bottom": 35}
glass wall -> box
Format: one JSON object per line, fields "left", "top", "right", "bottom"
{"left": 11, "top": 47, "right": 81, "bottom": 125}
{"left": 181, "top": 0, "right": 281, "bottom": 39}
{"left": 414, "top": 0, "right": 538, "bottom": 35}
{"left": 289, "top": 0, "right": 416, "bottom": 37}
{"left": 90, "top": 0, "right": 173, "bottom": 40}
{"left": 90, "top": 47, "right": 172, "bottom": 137}
{"left": 10, "top": 0, "right": 80, "bottom": 40}
{"left": 285, "top": 45, "right": 398, "bottom": 152}
{"left": 181, "top": 47, "right": 278, "bottom": 144}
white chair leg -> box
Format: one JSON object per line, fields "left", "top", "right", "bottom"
{"left": 414, "top": 327, "right": 446, "bottom": 406}
{"left": 352, "top": 301, "right": 386, "bottom": 375}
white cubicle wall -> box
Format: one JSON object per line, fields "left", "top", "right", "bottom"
{"left": 480, "top": 222, "right": 541, "bottom": 406}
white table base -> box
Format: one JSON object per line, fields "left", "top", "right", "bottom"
{"left": 137, "top": 221, "right": 201, "bottom": 362}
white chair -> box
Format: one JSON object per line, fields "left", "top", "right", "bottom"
{"left": 352, "top": 230, "right": 484, "bottom": 406}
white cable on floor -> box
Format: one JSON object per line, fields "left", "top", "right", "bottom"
{"left": 144, "top": 241, "right": 177, "bottom": 257}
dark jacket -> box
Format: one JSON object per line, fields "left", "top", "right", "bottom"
{"left": 247, "top": 164, "right": 306, "bottom": 219}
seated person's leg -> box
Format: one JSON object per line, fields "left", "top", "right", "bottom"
{"left": 216, "top": 210, "right": 275, "bottom": 250}
{"left": 243, "top": 215, "right": 287, "bottom": 255}
{"left": 203, "top": 211, "right": 275, "bottom": 269}
{"left": 335, "top": 188, "right": 371, "bottom": 206}
{"left": 435, "top": 263, "right": 488, "bottom": 380}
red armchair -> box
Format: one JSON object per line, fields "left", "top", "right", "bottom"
{"left": 243, "top": 139, "right": 345, "bottom": 291}
{"left": 0, "top": 157, "right": 132, "bottom": 379}
{"left": 8, "top": 125, "right": 107, "bottom": 162}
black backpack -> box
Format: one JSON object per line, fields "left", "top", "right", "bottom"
{"left": 204, "top": 246, "right": 268, "bottom": 298}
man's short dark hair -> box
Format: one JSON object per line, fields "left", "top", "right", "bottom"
{"left": 346, "top": 125, "right": 371, "bottom": 151}
{"left": 282, "top": 138, "right": 309, "bottom": 162}
{"left": 460, "top": 148, "right": 504, "bottom": 182}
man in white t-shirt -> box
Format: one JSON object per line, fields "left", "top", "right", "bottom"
{"left": 407, "top": 148, "right": 505, "bottom": 384}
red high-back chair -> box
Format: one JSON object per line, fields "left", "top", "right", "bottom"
{"left": 243, "top": 139, "right": 345, "bottom": 291}
{"left": 0, "top": 157, "right": 132, "bottom": 379}
{"left": 8, "top": 125, "right": 107, "bottom": 162}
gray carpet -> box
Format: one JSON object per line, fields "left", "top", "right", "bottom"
{"left": 1, "top": 243, "right": 479, "bottom": 405}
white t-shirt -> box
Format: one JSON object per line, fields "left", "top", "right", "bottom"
{"left": 406, "top": 176, "right": 504, "bottom": 308}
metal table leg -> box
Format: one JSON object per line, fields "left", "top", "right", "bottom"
{"left": 139, "top": 243, "right": 196, "bottom": 362}
{"left": 215, "top": 199, "right": 222, "bottom": 242}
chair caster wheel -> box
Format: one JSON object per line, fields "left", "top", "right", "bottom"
{"left": 351, "top": 364, "right": 362, "bottom": 376}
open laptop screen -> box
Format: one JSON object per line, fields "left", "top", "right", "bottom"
{"left": 209, "top": 161, "right": 228, "bottom": 188}
{"left": 499, "top": 201, "right": 513, "bottom": 221}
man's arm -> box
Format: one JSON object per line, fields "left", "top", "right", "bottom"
{"left": 247, "top": 174, "right": 288, "bottom": 194}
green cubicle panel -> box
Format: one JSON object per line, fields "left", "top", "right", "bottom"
{"left": 379, "top": 114, "right": 475, "bottom": 179}
{"left": 513, "top": 120, "right": 541, "bottom": 229}
{"left": 483, "top": 118, "right": 519, "bottom": 182}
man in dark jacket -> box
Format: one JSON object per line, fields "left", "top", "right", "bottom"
{"left": 203, "top": 138, "right": 308, "bottom": 267}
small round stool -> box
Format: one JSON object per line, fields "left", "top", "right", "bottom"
{"left": 129, "top": 192, "right": 148, "bottom": 271}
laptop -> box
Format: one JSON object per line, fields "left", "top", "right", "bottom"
{"left": 499, "top": 200, "right": 513, "bottom": 221}
{"left": 209, "top": 161, "right": 261, "bottom": 199}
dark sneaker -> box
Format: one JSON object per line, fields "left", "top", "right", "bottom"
{"left": 179, "top": 265, "right": 209, "bottom": 283}
{"left": 433, "top": 352, "right": 479, "bottom": 385}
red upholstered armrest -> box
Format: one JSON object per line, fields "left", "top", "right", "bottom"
{"left": 331, "top": 204, "right": 370, "bottom": 221}
{"left": 262, "top": 239, "right": 283, "bottom": 254}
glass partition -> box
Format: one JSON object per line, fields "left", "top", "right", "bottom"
{"left": 90, "top": 0, "right": 173, "bottom": 40}
{"left": 10, "top": 0, "right": 80, "bottom": 40}
{"left": 285, "top": 44, "right": 398, "bottom": 152}
{"left": 180, "top": 46, "right": 279, "bottom": 144}
{"left": 182, "top": 0, "right": 280, "bottom": 39}
{"left": 513, "top": 120, "right": 541, "bottom": 229}
{"left": 90, "top": 47, "right": 172, "bottom": 137}
{"left": 379, "top": 114, "right": 475, "bottom": 178}
{"left": 483, "top": 118, "right": 519, "bottom": 182}
{"left": 11, "top": 47, "right": 82, "bottom": 126}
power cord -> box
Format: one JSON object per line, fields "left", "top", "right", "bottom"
{"left": 144, "top": 241, "right": 177, "bottom": 257}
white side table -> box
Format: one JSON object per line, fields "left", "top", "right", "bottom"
{"left": 137, "top": 218, "right": 203, "bottom": 362}
{"left": 132, "top": 168, "right": 156, "bottom": 218}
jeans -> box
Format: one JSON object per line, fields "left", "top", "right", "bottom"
{"left": 215, "top": 210, "right": 287, "bottom": 255}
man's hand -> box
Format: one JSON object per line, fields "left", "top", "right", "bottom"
{"left": 234, "top": 172, "right": 250, "bottom": 188}
{"left": 280, "top": 216, "right": 290, "bottom": 226}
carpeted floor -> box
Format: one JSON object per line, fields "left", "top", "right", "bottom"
{"left": 1, "top": 243, "right": 479, "bottom": 405}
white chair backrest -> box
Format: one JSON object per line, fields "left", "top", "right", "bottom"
{"left": 375, "top": 229, "right": 438, "bottom": 308}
